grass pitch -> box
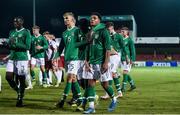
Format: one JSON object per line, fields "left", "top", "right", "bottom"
{"left": 0, "top": 67, "right": 180, "bottom": 114}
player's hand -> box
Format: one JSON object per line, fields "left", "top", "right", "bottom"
{"left": 2, "top": 57, "right": 7, "bottom": 61}
{"left": 36, "top": 45, "right": 43, "bottom": 50}
{"left": 2, "top": 56, "right": 8, "bottom": 61}
{"left": 110, "top": 48, "right": 118, "bottom": 55}
{"left": 101, "top": 62, "right": 108, "bottom": 74}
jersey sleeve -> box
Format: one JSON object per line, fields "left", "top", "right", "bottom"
{"left": 58, "top": 38, "right": 65, "bottom": 56}
{"left": 118, "top": 34, "right": 127, "bottom": 55}
{"left": 42, "top": 36, "right": 48, "bottom": 50}
{"left": 103, "top": 29, "right": 111, "bottom": 51}
{"left": 75, "top": 29, "right": 89, "bottom": 48}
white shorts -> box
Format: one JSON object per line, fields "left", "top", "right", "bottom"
{"left": 14, "top": 60, "right": 28, "bottom": 76}
{"left": 31, "top": 57, "right": 45, "bottom": 66}
{"left": 121, "top": 61, "right": 132, "bottom": 72}
{"left": 82, "top": 64, "right": 112, "bottom": 82}
{"left": 77, "top": 60, "right": 85, "bottom": 80}
{"left": 110, "top": 54, "right": 120, "bottom": 73}
{"left": 66, "top": 61, "right": 79, "bottom": 75}
{"left": 6, "top": 60, "right": 14, "bottom": 72}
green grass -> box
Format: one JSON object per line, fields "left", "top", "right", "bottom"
{"left": 0, "top": 67, "right": 180, "bottom": 114}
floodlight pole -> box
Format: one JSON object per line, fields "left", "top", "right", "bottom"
{"left": 33, "top": 0, "right": 36, "bottom": 26}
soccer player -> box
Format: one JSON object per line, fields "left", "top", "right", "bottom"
{"left": 120, "top": 27, "right": 136, "bottom": 92}
{"left": 101, "top": 22, "right": 125, "bottom": 99}
{"left": 67, "top": 18, "right": 90, "bottom": 106}
{"left": 6, "top": 16, "right": 31, "bottom": 107}
{"left": 83, "top": 12, "right": 117, "bottom": 114}
{"left": 55, "top": 12, "right": 82, "bottom": 109}
{"left": 43, "top": 32, "right": 62, "bottom": 87}
{"left": 30, "top": 25, "right": 48, "bottom": 87}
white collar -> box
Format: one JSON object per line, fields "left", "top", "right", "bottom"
{"left": 16, "top": 28, "right": 24, "bottom": 32}
{"left": 35, "top": 34, "right": 41, "bottom": 38}
{"left": 67, "top": 26, "right": 75, "bottom": 31}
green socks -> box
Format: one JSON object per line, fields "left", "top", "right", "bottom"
{"left": 62, "top": 82, "right": 72, "bottom": 100}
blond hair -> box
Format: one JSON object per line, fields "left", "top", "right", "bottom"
{"left": 63, "top": 12, "right": 76, "bottom": 23}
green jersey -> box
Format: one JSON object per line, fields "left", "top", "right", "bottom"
{"left": 8, "top": 28, "right": 31, "bottom": 60}
{"left": 8, "top": 50, "right": 14, "bottom": 60}
{"left": 31, "top": 35, "right": 48, "bottom": 58}
{"left": 58, "top": 26, "right": 80, "bottom": 61}
{"left": 88, "top": 23, "right": 111, "bottom": 64}
{"left": 76, "top": 29, "right": 88, "bottom": 60}
{"left": 121, "top": 36, "right": 136, "bottom": 61}
{"left": 110, "top": 32, "right": 124, "bottom": 53}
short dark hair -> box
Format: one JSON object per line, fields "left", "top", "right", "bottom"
{"left": 43, "top": 31, "right": 50, "bottom": 35}
{"left": 121, "top": 27, "right": 129, "bottom": 31}
{"left": 32, "top": 25, "right": 40, "bottom": 29}
{"left": 91, "top": 12, "right": 102, "bottom": 20}
{"left": 106, "top": 22, "right": 114, "bottom": 28}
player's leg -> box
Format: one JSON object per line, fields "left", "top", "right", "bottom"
{"left": 127, "top": 64, "right": 136, "bottom": 91}
{"left": 58, "top": 56, "right": 65, "bottom": 82}
{"left": 100, "top": 64, "right": 117, "bottom": 112}
{"left": 5, "top": 60, "right": 18, "bottom": 92}
{"left": 68, "top": 60, "right": 83, "bottom": 106}
{"left": 121, "top": 61, "right": 130, "bottom": 92}
{"left": 25, "top": 61, "right": 33, "bottom": 89}
{"left": 14, "top": 60, "right": 28, "bottom": 107}
{"left": 112, "top": 55, "right": 123, "bottom": 98}
{"left": 83, "top": 79, "right": 96, "bottom": 114}
{"left": 52, "top": 59, "right": 62, "bottom": 87}
{"left": 112, "top": 72, "right": 123, "bottom": 98}
{"left": 25, "top": 71, "right": 33, "bottom": 89}
{"left": 70, "top": 61, "right": 83, "bottom": 106}
{"left": 56, "top": 61, "right": 81, "bottom": 108}
{"left": 30, "top": 57, "right": 36, "bottom": 81}
{"left": 84, "top": 64, "right": 101, "bottom": 114}
{"left": 39, "top": 58, "right": 47, "bottom": 87}
{"left": 38, "top": 70, "right": 43, "bottom": 85}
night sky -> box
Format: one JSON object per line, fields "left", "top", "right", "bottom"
{"left": 0, "top": 0, "right": 180, "bottom": 37}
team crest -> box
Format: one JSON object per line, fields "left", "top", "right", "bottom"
{"left": 18, "top": 34, "right": 23, "bottom": 38}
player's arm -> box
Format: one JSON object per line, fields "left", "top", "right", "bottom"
{"left": 51, "top": 41, "right": 58, "bottom": 59}
{"left": 129, "top": 38, "right": 136, "bottom": 62}
{"left": 102, "top": 29, "right": 111, "bottom": 73}
{"left": 58, "top": 38, "right": 65, "bottom": 56}
{"left": 8, "top": 31, "right": 17, "bottom": 50}
{"left": 15, "top": 29, "right": 31, "bottom": 50}
{"left": 2, "top": 54, "right": 11, "bottom": 61}
{"left": 75, "top": 29, "right": 89, "bottom": 48}
{"left": 42, "top": 37, "right": 48, "bottom": 50}
{"left": 75, "top": 40, "right": 89, "bottom": 48}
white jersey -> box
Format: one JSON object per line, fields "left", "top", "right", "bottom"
{"left": 46, "top": 39, "right": 57, "bottom": 60}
